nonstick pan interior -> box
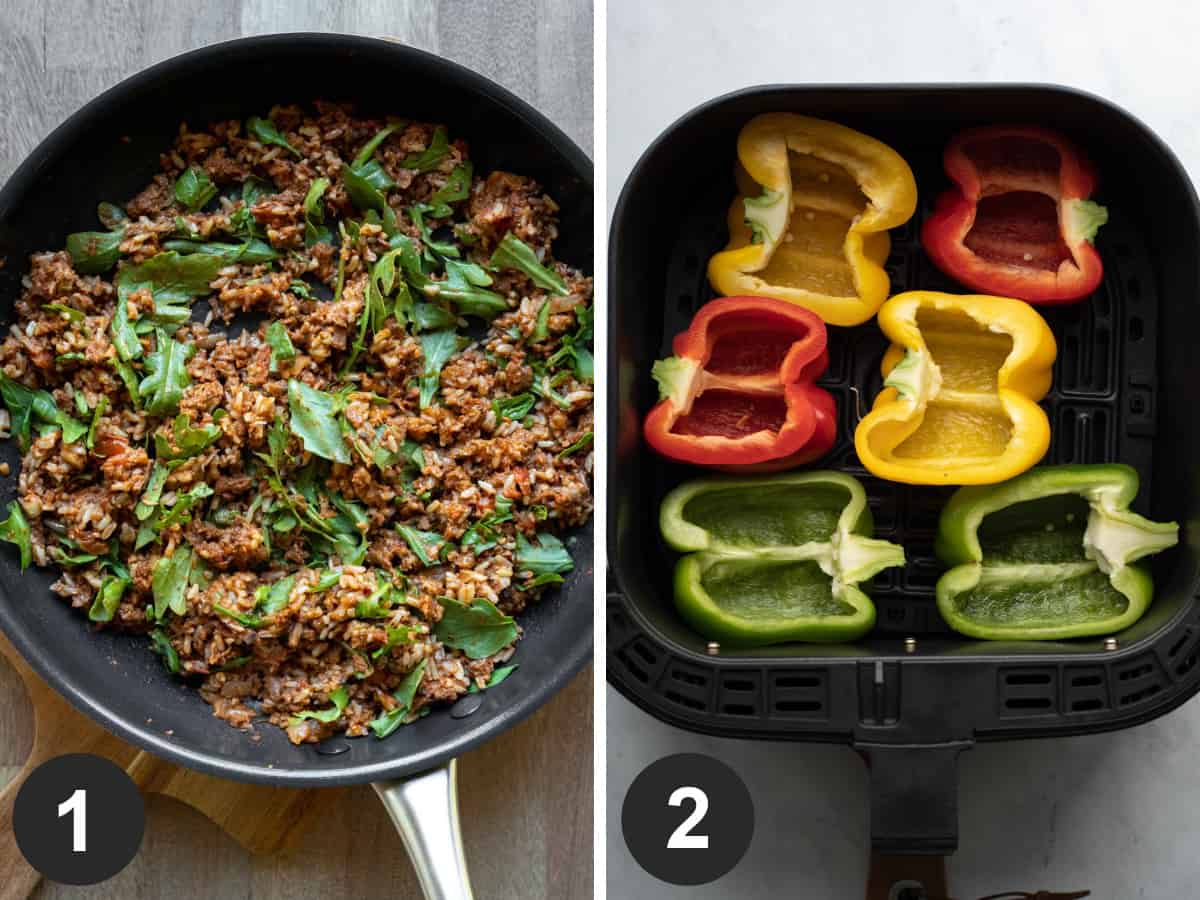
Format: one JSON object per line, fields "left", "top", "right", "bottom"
{"left": 0, "top": 34, "right": 594, "bottom": 786}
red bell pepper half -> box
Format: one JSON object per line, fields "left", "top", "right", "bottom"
{"left": 644, "top": 296, "right": 836, "bottom": 471}
{"left": 921, "top": 125, "right": 1109, "bottom": 304}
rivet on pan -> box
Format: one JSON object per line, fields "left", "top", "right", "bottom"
{"left": 904, "top": 637, "right": 917, "bottom": 653}
{"left": 1104, "top": 637, "right": 1119, "bottom": 651}
{"left": 706, "top": 641, "right": 721, "bottom": 656}
{"left": 450, "top": 693, "right": 485, "bottom": 719}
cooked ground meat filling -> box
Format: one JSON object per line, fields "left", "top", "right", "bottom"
{"left": 0, "top": 103, "right": 593, "bottom": 744}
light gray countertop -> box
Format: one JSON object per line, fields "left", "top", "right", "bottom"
{"left": 606, "top": 1, "right": 1200, "bottom": 896}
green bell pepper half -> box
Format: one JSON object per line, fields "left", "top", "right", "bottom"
{"left": 935, "top": 464, "right": 1179, "bottom": 640}
{"left": 660, "top": 471, "right": 905, "bottom": 645}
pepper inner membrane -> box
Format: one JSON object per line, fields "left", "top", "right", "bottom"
{"left": 953, "top": 494, "right": 1129, "bottom": 626}
{"left": 680, "top": 482, "right": 849, "bottom": 548}
{"left": 671, "top": 390, "right": 787, "bottom": 439}
{"left": 960, "top": 136, "right": 1072, "bottom": 271}
{"left": 700, "top": 559, "right": 855, "bottom": 619}
{"left": 892, "top": 308, "right": 1015, "bottom": 460}
{"left": 756, "top": 152, "right": 869, "bottom": 297}
{"left": 705, "top": 311, "right": 809, "bottom": 376}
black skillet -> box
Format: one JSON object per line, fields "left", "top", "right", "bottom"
{"left": 0, "top": 34, "right": 594, "bottom": 898}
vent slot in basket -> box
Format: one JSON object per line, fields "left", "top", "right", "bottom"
{"left": 999, "top": 667, "right": 1058, "bottom": 716}
{"left": 768, "top": 670, "right": 828, "bottom": 720}
{"left": 1114, "top": 654, "right": 1168, "bottom": 707}
{"left": 1064, "top": 666, "right": 1110, "bottom": 713}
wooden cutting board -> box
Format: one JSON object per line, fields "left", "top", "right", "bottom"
{"left": 0, "top": 630, "right": 343, "bottom": 900}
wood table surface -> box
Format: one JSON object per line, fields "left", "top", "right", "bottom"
{"left": 0, "top": 2, "right": 594, "bottom": 898}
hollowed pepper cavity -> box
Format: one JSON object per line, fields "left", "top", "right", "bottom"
{"left": 854, "top": 291, "right": 1056, "bottom": 485}
{"left": 660, "top": 471, "right": 905, "bottom": 645}
{"left": 707, "top": 113, "right": 918, "bottom": 327}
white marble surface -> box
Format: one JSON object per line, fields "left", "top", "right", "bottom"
{"left": 606, "top": 1, "right": 1200, "bottom": 896}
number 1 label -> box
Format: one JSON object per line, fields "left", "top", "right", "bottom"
{"left": 57, "top": 789, "right": 87, "bottom": 853}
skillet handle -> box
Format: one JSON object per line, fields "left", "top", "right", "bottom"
{"left": 373, "top": 760, "right": 473, "bottom": 900}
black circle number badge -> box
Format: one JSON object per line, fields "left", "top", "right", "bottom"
{"left": 13, "top": 753, "right": 144, "bottom": 884}
{"left": 621, "top": 752, "right": 755, "bottom": 885}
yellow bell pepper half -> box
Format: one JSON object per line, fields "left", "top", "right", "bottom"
{"left": 707, "top": 113, "right": 918, "bottom": 327}
{"left": 853, "top": 291, "right": 1056, "bottom": 486}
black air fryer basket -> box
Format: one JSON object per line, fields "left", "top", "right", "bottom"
{"left": 606, "top": 85, "right": 1200, "bottom": 854}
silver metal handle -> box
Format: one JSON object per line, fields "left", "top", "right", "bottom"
{"left": 373, "top": 760, "right": 474, "bottom": 900}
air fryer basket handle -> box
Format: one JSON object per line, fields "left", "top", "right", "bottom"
{"left": 373, "top": 760, "right": 474, "bottom": 900}
{"left": 859, "top": 742, "right": 969, "bottom": 856}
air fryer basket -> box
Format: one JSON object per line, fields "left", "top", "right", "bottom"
{"left": 607, "top": 85, "right": 1200, "bottom": 853}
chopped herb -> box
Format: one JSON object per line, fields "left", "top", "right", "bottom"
{"left": 515, "top": 532, "right": 574, "bottom": 581}
{"left": 368, "top": 659, "right": 428, "bottom": 738}
{"left": 352, "top": 122, "right": 402, "bottom": 168}
{"left": 113, "top": 251, "right": 225, "bottom": 357}
{"left": 219, "top": 655, "right": 251, "bottom": 671}
{"left": 531, "top": 299, "right": 552, "bottom": 342}
{"left": 308, "top": 569, "right": 342, "bottom": 593}
{"left": 428, "top": 260, "right": 507, "bottom": 319}
{"left": 418, "top": 330, "right": 459, "bottom": 409}
{"left": 424, "top": 162, "right": 473, "bottom": 218}
{"left": 289, "top": 280, "right": 313, "bottom": 299}
{"left": 0, "top": 501, "right": 32, "bottom": 569}
{"left": 371, "top": 626, "right": 415, "bottom": 660}
{"left": 85, "top": 396, "right": 108, "bottom": 451}
{"left": 0, "top": 373, "right": 87, "bottom": 451}
{"left": 161, "top": 238, "right": 279, "bottom": 265}
{"left": 152, "top": 545, "right": 192, "bottom": 619}
{"left": 136, "top": 464, "right": 172, "bottom": 521}
{"left": 412, "top": 301, "right": 457, "bottom": 332}
{"left": 396, "top": 523, "right": 446, "bottom": 567}
{"left": 531, "top": 504, "right": 548, "bottom": 520}
{"left": 255, "top": 574, "right": 296, "bottom": 615}
{"left": 287, "top": 379, "right": 351, "bottom": 464}
{"left": 241, "top": 176, "right": 275, "bottom": 206}
{"left": 265, "top": 320, "right": 296, "bottom": 371}
{"left": 557, "top": 431, "right": 593, "bottom": 459}
{"left": 97, "top": 202, "right": 127, "bottom": 230}
{"left": 434, "top": 597, "right": 518, "bottom": 659}
{"left": 154, "top": 412, "right": 222, "bottom": 460}
{"left": 43, "top": 303, "right": 86, "bottom": 322}
{"left": 489, "top": 233, "right": 568, "bottom": 296}
{"left": 342, "top": 124, "right": 400, "bottom": 234}
{"left": 531, "top": 374, "right": 572, "bottom": 410}
{"left": 247, "top": 115, "right": 301, "bottom": 158}
{"left": 174, "top": 167, "right": 218, "bottom": 212}
{"left": 213, "top": 602, "right": 262, "bottom": 628}
{"left": 66, "top": 227, "right": 125, "bottom": 275}
{"left": 139, "top": 330, "right": 194, "bottom": 416}
{"left": 401, "top": 126, "right": 450, "bottom": 172}
{"left": 492, "top": 392, "right": 536, "bottom": 422}
{"left": 469, "top": 663, "right": 519, "bottom": 693}
{"left": 88, "top": 574, "right": 130, "bottom": 623}
{"left": 409, "top": 203, "right": 461, "bottom": 259}
{"left": 150, "top": 629, "right": 180, "bottom": 673}
{"left": 288, "top": 686, "right": 350, "bottom": 726}
{"left": 303, "top": 177, "right": 332, "bottom": 246}
{"left": 460, "top": 497, "right": 514, "bottom": 554}
{"left": 110, "top": 356, "right": 141, "bottom": 405}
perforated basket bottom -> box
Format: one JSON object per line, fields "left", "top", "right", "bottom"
{"left": 651, "top": 141, "right": 1159, "bottom": 638}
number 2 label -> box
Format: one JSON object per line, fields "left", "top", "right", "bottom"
{"left": 667, "top": 785, "right": 709, "bottom": 849}
{"left": 57, "top": 789, "right": 87, "bottom": 853}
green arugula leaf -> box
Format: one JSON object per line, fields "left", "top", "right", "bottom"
{"left": 371, "top": 626, "right": 415, "bottom": 660}
{"left": 342, "top": 130, "right": 400, "bottom": 235}
{"left": 219, "top": 655, "right": 251, "bottom": 671}
{"left": 368, "top": 659, "right": 428, "bottom": 738}
{"left": 247, "top": 115, "right": 301, "bottom": 158}
{"left": 524, "top": 572, "right": 565, "bottom": 588}
{"left": 265, "top": 320, "right": 296, "bottom": 371}
{"left": 515, "top": 532, "right": 574, "bottom": 579}
{"left": 460, "top": 497, "right": 514, "bottom": 554}
{"left": 409, "top": 204, "right": 460, "bottom": 259}
{"left": 418, "top": 330, "right": 460, "bottom": 409}
{"left": 241, "top": 176, "right": 275, "bottom": 206}
{"left": 43, "top": 303, "right": 86, "bottom": 323}
{"left": 531, "top": 373, "right": 572, "bottom": 410}
{"left": 531, "top": 299, "right": 552, "bottom": 342}
{"left": 161, "top": 238, "right": 279, "bottom": 265}
{"left": 97, "top": 201, "right": 128, "bottom": 230}
{"left": 139, "top": 331, "right": 194, "bottom": 416}
{"left": 434, "top": 597, "right": 517, "bottom": 659}
{"left": 156, "top": 483, "right": 212, "bottom": 531}
{"left": 557, "top": 431, "right": 593, "bottom": 459}
{"left": 113, "top": 251, "right": 224, "bottom": 357}
{"left": 150, "top": 629, "right": 180, "bottom": 673}
{"left": 288, "top": 686, "right": 349, "bottom": 726}
{"left": 492, "top": 393, "right": 536, "bottom": 424}
{"left": 424, "top": 162, "right": 473, "bottom": 218}
{"left": 87, "top": 574, "right": 130, "bottom": 623}
{"left": 213, "top": 602, "right": 262, "bottom": 628}
{"left": 396, "top": 523, "right": 446, "bottom": 567}
{"left": 412, "top": 302, "right": 457, "bottom": 332}
{"left": 468, "top": 663, "right": 519, "bottom": 693}
{"left": 174, "top": 167, "right": 218, "bottom": 212}
{"left": 353, "top": 122, "right": 403, "bottom": 168}
{"left": 85, "top": 395, "right": 108, "bottom": 451}
{"left": 254, "top": 574, "right": 296, "bottom": 615}
{"left": 66, "top": 227, "right": 125, "bottom": 275}
{"left": 400, "top": 126, "right": 450, "bottom": 172}
{"left": 489, "top": 233, "right": 568, "bottom": 296}
{"left": 154, "top": 413, "right": 222, "bottom": 460}
{"left": 0, "top": 501, "right": 31, "bottom": 569}
{"left": 308, "top": 569, "right": 342, "bottom": 593}
{"left": 136, "top": 463, "right": 172, "bottom": 520}
{"left": 287, "top": 380, "right": 351, "bottom": 464}
{"left": 303, "top": 176, "right": 332, "bottom": 246}
{"left": 152, "top": 545, "right": 192, "bottom": 619}
{"left": 0, "top": 374, "right": 87, "bottom": 450}
{"left": 289, "top": 279, "right": 313, "bottom": 299}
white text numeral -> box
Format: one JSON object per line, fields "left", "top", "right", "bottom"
{"left": 57, "top": 789, "right": 87, "bottom": 853}
{"left": 667, "top": 786, "right": 709, "bottom": 849}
